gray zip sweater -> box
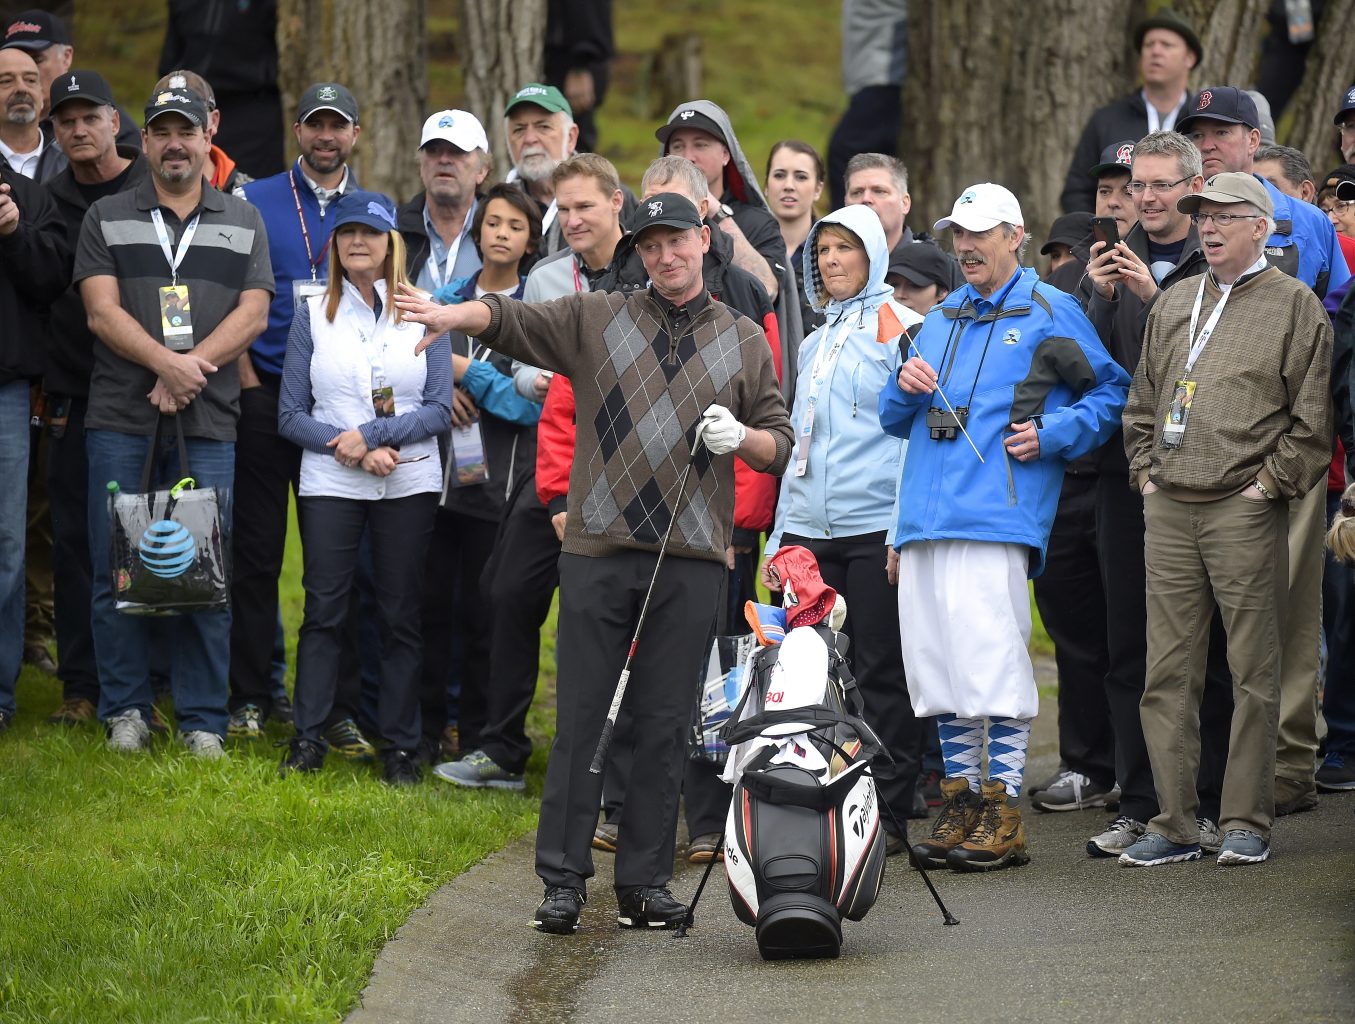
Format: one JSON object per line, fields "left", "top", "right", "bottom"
{"left": 477, "top": 288, "right": 793, "bottom": 562}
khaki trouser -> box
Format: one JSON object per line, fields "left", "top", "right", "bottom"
{"left": 1276, "top": 484, "right": 1325, "bottom": 782}
{"left": 1140, "top": 490, "right": 1288, "bottom": 843}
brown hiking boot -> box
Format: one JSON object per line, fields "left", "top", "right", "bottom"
{"left": 911, "top": 776, "right": 981, "bottom": 868}
{"left": 47, "top": 696, "right": 97, "bottom": 725}
{"left": 947, "top": 778, "right": 1030, "bottom": 872}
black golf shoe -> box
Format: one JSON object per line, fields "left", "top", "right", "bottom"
{"left": 279, "top": 738, "right": 325, "bottom": 778}
{"left": 532, "top": 887, "right": 585, "bottom": 934}
{"left": 616, "top": 886, "right": 687, "bottom": 929}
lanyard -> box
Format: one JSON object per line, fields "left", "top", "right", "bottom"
{"left": 288, "top": 171, "right": 323, "bottom": 280}
{"left": 149, "top": 208, "right": 200, "bottom": 286}
{"left": 794, "top": 310, "right": 861, "bottom": 475}
{"left": 1183, "top": 274, "right": 1232, "bottom": 375}
{"left": 572, "top": 255, "right": 584, "bottom": 293}
{"left": 1144, "top": 91, "right": 1187, "bottom": 133}
{"left": 426, "top": 205, "right": 474, "bottom": 291}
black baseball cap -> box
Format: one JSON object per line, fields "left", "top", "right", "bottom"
{"left": 886, "top": 241, "right": 959, "bottom": 290}
{"left": 2, "top": 10, "right": 70, "bottom": 51}
{"left": 144, "top": 86, "right": 209, "bottom": 128}
{"left": 1333, "top": 84, "right": 1355, "bottom": 126}
{"left": 1090, "top": 140, "right": 1136, "bottom": 179}
{"left": 628, "top": 192, "right": 704, "bottom": 245}
{"left": 297, "top": 82, "right": 358, "bottom": 125}
{"left": 50, "top": 70, "right": 114, "bottom": 114}
{"left": 656, "top": 108, "right": 727, "bottom": 149}
{"left": 1176, "top": 86, "right": 1260, "bottom": 134}
{"left": 1133, "top": 7, "right": 1203, "bottom": 65}
{"left": 1041, "top": 212, "right": 1094, "bottom": 255}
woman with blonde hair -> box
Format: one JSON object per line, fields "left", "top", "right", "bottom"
{"left": 278, "top": 190, "right": 451, "bottom": 785}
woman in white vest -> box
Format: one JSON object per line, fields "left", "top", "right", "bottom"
{"left": 278, "top": 190, "right": 451, "bottom": 785}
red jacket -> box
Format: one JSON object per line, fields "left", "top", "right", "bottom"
{"left": 536, "top": 303, "right": 784, "bottom": 534}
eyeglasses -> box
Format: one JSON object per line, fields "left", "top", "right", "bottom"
{"left": 1125, "top": 177, "right": 1193, "bottom": 196}
{"left": 1189, "top": 212, "right": 1261, "bottom": 227}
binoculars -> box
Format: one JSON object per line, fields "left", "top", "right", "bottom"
{"left": 927, "top": 406, "right": 969, "bottom": 441}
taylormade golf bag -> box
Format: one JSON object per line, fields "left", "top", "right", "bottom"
{"left": 720, "top": 622, "right": 889, "bottom": 960}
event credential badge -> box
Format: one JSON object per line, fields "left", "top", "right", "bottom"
{"left": 450, "top": 421, "right": 489, "bottom": 486}
{"left": 1161, "top": 379, "right": 1196, "bottom": 449}
{"left": 159, "top": 284, "right": 194, "bottom": 351}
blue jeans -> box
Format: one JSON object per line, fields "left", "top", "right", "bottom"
{"left": 0, "top": 380, "right": 29, "bottom": 714}
{"left": 87, "top": 428, "right": 234, "bottom": 737}
{"left": 1324, "top": 492, "right": 1355, "bottom": 755}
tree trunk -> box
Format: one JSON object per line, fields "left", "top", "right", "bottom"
{"left": 1178, "top": 0, "right": 1269, "bottom": 86}
{"left": 276, "top": 0, "right": 427, "bottom": 200}
{"left": 903, "top": 0, "right": 1141, "bottom": 256}
{"left": 1279, "top": 2, "right": 1355, "bottom": 169}
{"left": 903, "top": 0, "right": 1275, "bottom": 259}
{"left": 458, "top": 0, "right": 545, "bottom": 182}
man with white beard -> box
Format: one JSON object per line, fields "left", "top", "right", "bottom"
{"left": 504, "top": 82, "right": 634, "bottom": 256}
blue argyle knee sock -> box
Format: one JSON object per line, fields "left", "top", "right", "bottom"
{"left": 937, "top": 713, "right": 984, "bottom": 792}
{"left": 988, "top": 717, "right": 1032, "bottom": 798}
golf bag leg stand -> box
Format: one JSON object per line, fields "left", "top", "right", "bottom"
{"left": 878, "top": 796, "right": 959, "bottom": 926}
{"left": 676, "top": 827, "right": 726, "bottom": 938}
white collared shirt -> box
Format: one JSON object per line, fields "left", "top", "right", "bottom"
{"left": 0, "top": 134, "right": 43, "bottom": 178}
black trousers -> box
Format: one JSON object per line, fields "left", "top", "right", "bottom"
{"left": 294, "top": 493, "right": 436, "bottom": 753}
{"left": 1032, "top": 473, "right": 1116, "bottom": 787}
{"left": 419, "top": 508, "right": 499, "bottom": 752}
{"left": 47, "top": 398, "right": 98, "bottom": 703}
{"left": 537, "top": 551, "right": 721, "bottom": 895}
{"left": 1097, "top": 473, "right": 1231, "bottom": 823}
{"left": 826, "top": 85, "right": 903, "bottom": 209}
{"left": 781, "top": 531, "right": 923, "bottom": 833}
{"left": 229, "top": 375, "right": 301, "bottom": 716}
{"left": 477, "top": 482, "right": 561, "bottom": 773}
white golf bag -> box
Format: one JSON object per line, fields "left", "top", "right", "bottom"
{"left": 719, "top": 622, "right": 889, "bottom": 960}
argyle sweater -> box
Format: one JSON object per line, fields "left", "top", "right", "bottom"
{"left": 477, "top": 288, "right": 793, "bottom": 562}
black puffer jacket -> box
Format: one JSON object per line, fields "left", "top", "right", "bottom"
{"left": 0, "top": 171, "right": 70, "bottom": 385}
{"left": 1060, "top": 91, "right": 1195, "bottom": 213}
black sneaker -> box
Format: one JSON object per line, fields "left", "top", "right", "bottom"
{"left": 616, "top": 886, "right": 687, "bottom": 929}
{"left": 532, "top": 886, "right": 584, "bottom": 934}
{"left": 279, "top": 738, "right": 325, "bottom": 778}
{"left": 382, "top": 750, "right": 422, "bottom": 787}
{"left": 269, "top": 694, "right": 294, "bottom": 725}
{"left": 1316, "top": 751, "right": 1355, "bottom": 792}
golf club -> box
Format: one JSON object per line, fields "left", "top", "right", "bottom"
{"left": 589, "top": 418, "right": 709, "bottom": 775}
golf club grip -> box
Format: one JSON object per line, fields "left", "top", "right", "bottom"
{"left": 589, "top": 718, "right": 615, "bottom": 775}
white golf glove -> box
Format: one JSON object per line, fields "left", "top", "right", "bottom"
{"left": 700, "top": 404, "right": 746, "bottom": 455}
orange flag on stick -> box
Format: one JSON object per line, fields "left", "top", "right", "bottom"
{"left": 876, "top": 302, "right": 906, "bottom": 344}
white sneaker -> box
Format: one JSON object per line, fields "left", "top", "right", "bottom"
{"left": 182, "top": 730, "right": 227, "bottom": 760}
{"left": 1086, "top": 814, "right": 1146, "bottom": 857}
{"left": 107, "top": 709, "right": 150, "bottom": 752}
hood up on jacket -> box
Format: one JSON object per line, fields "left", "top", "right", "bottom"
{"left": 802, "top": 204, "right": 895, "bottom": 322}
{"left": 658, "top": 98, "right": 772, "bottom": 213}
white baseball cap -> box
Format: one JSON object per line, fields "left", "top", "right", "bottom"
{"left": 933, "top": 182, "right": 1024, "bottom": 233}
{"left": 419, "top": 109, "right": 489, "bottom": 153}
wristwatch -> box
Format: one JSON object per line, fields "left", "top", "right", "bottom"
{"left": 713, "top": 203, "right": 734, "bottom": 223}
{"left": 1252, "top": 478, "right": 1275, "bottom": 499}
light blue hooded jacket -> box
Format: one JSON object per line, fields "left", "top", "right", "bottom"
{"left": 766, "top": 206, "right": 922, "bottom": 556}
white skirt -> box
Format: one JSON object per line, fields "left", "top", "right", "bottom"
{"left": 896, "top": 539, "right": 1038, "bottom": 719}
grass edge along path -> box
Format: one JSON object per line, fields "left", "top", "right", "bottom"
{"left": 0, "top": 665, "right": 553, "bottom": 1024}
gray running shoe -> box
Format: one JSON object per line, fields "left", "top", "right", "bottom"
{"left": 1118, "top": 832, "right": 1201, "bottom": 867}
{"left": 1216, "top": 829, "right": 1270, "bottom": 865}
{"left": 107, "top": 709, "right": 150, "bottom": 753}
{"left": 1031, "top": 769, "right": 1117, "bottom": 812}
{"left": 1086, "top": 814, "right": 1146, "bottom": 857}
{"left": 182, "top": 731, "right": 227, "bottom": 760}
{"left": 432, "top": 749, "right": 525, "bottom": 790}
{"left": 1197, "top": 817, "right": 1223, "bottom": 854}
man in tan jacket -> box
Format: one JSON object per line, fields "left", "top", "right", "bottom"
{"left": 1120, "top": 172, "right": 1332, "bottom": 868}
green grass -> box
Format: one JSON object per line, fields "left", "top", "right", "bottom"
{"left": 0, "top": 501, "right": 557, "bottom": 1024}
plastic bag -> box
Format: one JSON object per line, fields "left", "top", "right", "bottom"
{"left": 690, "top": 633, "right": 758, "bottom": 766}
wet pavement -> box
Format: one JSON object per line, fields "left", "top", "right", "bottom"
{"left": 347, "top": 666, "right": 1355, "bottom": 1024}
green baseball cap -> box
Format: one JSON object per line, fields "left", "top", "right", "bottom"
{"left": 504, "top": 83, "right": 572, "bottom": 118}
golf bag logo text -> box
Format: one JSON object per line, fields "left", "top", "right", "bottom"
{"left": 765, "top": 690, "right": 784, "bottom": 704}
{"left": 138, "top": 520, "right": 197, "bottom": 579}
